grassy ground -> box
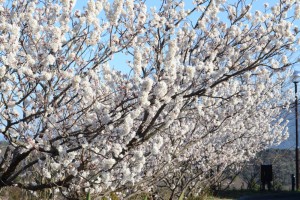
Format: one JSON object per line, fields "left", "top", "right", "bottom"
{"left": 210, "top": 189, "right": 300, "bottom": 200}
{"left": 0, "top": 187, "right": 299, "bottom": 200}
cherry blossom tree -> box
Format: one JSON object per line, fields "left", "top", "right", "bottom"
{"left": 0, "top": 0, "right": 299, "bottom": 199}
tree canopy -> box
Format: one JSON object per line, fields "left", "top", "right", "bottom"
{"left": 0, "top": 0, "right": 298, "bottom": 199}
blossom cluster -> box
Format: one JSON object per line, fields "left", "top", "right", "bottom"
{"left": 0, "top": 0, "right": 298, "bottom": 199}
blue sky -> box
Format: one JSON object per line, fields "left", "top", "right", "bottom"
{"left": 72, "top": 0, "right": 285, "bottom": 71}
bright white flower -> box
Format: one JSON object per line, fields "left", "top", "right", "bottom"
{"left": 50, "top": 42, "right": 60, "bottom": 52}
{"left": 112, "top": 143, "right": 122, "bottom": 156}
{"left": 0, "top": 67, "right": 5, "bottom": 78}
{"left": 133, "top": 48, "right": 142, "bottom": 75}
{"left": 122, "top": 166, "right": 132, "bottom": 180}
{"left": 41, "top": 71, "right": 52, "bottom": 81}
{"left": 103, "top": 158, "right": 116, "bottom": 169}
{"left": 26, "top": 55, "right": 35, "bottom": 66}
{"left": 50, "top": 162, "right": 61, "bottom": 170}
{"left": 185, "top": 66, "right": 195, "bottom": 79}
{"left": 73, "top": 75, "right": 81, "bottom": 85}
{"left": 281, "top": 55, "right": 288, "bottom": 64}
{"left": 153, "top": 81, "right": 168, "bottom": 98}
{"left": 43, "top": 168, "right": 51, "bottom": 179}
{"left": 68, "top": 52, "right": 76, "bottom": 61}
{"left": 152, "top": 144, "right": 159, "bottom": 155}
{"left": 141, "top": 78, "right": 153, "bottom": 92}
{"left": 295, "top": 3, "right": 300, "bottom": 19}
